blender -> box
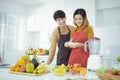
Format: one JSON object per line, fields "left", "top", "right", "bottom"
{"left": 84, "top": 37, "right": 102, "bottom": 71}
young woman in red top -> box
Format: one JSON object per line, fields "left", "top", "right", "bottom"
{"left": 65, "top": 8, "right": 94, "bottom": 67}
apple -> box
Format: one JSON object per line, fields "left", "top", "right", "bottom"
{"left": 68, "top": 64, "right": 86, "bottom": 75}
{"left": 107, "top": 69, "right": 113, "bottom": 75}
{"left": 97, "top": 68, "right": 107, "bottom": 73}
{"left": 67, "top": 64, "right": 73, "bottom": 69}
{"left": 117, "top": 70, "right": 120, "bottom": 76}
{"left": 112, "top": 68, "right": 118, "bottom": 75}
{"left": 38, "top": 48, "right": 43, "bottom": 53}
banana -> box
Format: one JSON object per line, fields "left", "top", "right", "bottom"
{"left": 37, "top": 68, "right": 46, "bottom": 73}
{"left": 36, "top": 64, "right": 46, "bottom": 73}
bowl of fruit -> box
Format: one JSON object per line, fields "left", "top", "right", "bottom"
{"left": 67, "top": 64, "right": 87, "bottom": 76}
{"left": 96, "top": 67, "right": 120, "bottom": 80}
{"left": 37, "top": 48, "right": 49, "bottom": 55}
{"left": 10, "top": 52, "right": 50, "bottom": 76}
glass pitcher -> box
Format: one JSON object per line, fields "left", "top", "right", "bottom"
{"left": 84, "top": 37, "right": 100, "bottom": 55}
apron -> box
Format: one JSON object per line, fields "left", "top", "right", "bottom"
{"left": 57, "top": 26, "right": 71, "bottom": 66}
{"left": 68, "top": 28, "right": 89, "bottom": 67}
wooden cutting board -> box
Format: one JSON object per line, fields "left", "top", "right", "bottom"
{"left": 10, "top": 70, "right": 50, "bottom": 76}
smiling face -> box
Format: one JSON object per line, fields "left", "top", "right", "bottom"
{"left": 74, "top": 14, "right": 84, "bottom": 27}
{"left": 56, "top": 17, "right": 66, "bottom": 27}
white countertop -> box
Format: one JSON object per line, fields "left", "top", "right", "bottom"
{"left": 1, "top": 55, "right": 101, "bottom": 80}
{"left": 0, "top": 68, "right": 100, "bottom": 80}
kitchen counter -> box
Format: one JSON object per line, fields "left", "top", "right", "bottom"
{"left": 0, "top": 68, "right": 100, "bottom": 80}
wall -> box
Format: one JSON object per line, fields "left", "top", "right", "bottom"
{"left": 95, "top": 0, "right": 120, "bottom": 59}
{"left": 0, "top": 0, "right": 26, "bottom": 63}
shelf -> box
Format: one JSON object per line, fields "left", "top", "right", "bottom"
{"left": 96, "top": 7, "right": 120, "bottom": 12}
{"left": 26, "top": 54, "right": 48, "bottom": 56}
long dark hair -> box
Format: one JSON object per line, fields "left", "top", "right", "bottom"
{"left": 73, "top": 8, "right": 89, "bottom": 27}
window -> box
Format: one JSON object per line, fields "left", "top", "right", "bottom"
{"left": 0, "top": 12, "right": 6, "bottom": 62}
{"left": 0, "top": 12, "right": 25, "bottom": 61}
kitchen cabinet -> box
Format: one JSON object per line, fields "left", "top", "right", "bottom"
{"left": 96, "top": 0, "right": 120, "bottom": 27}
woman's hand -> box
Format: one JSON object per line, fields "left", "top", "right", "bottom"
{"left": 69, "top": 42, "right": 84, "bottom": 48}
{"left": 64, "top": 42, "right": 74, "bottom": 48}
{"left": 75, "top": 43, "right": 84, "bottom": 48}
{"left": 64, "top": 42, "right": 69, "bottom": 47}
{"left": 69, "top": 42, "right": 79, "bottom": 48}
{"left": 64, "top": 42, "right": 83, "bottom": 48}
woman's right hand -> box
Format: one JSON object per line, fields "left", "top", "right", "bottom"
{"left": 64, "top": 42, "right": 75, "bottom": 48}
{"left": 69, "top": 42, "right": 77, "bottom": 48}
{"left": 65, "top": 42, "right": 84, "bottom": 48}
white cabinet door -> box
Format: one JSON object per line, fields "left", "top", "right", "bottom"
{"left": 0, "top": 13, "right": 6, "bottom": 38}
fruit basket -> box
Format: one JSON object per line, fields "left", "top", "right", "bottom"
{"left": 96, "top": 72, "right": 120, "bottom": 80}
{"left": 10, "top": 50, "right": 50, "bottom": 76}
{"left": 96, "top": 56, "right": 120, "bottom": 80}
{"left": 52, "top": 64, "right": 87, "bottom": 77}
{"left": 10, "top": 70, "right": 50, "bottom": 76}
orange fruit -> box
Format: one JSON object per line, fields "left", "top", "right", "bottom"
{"left": 80, "top": 69, "right": 86, "bottom": 76}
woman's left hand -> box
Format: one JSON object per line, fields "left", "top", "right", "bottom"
{"left": 64, "top": 42, "right": 75, "bottom": 48}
